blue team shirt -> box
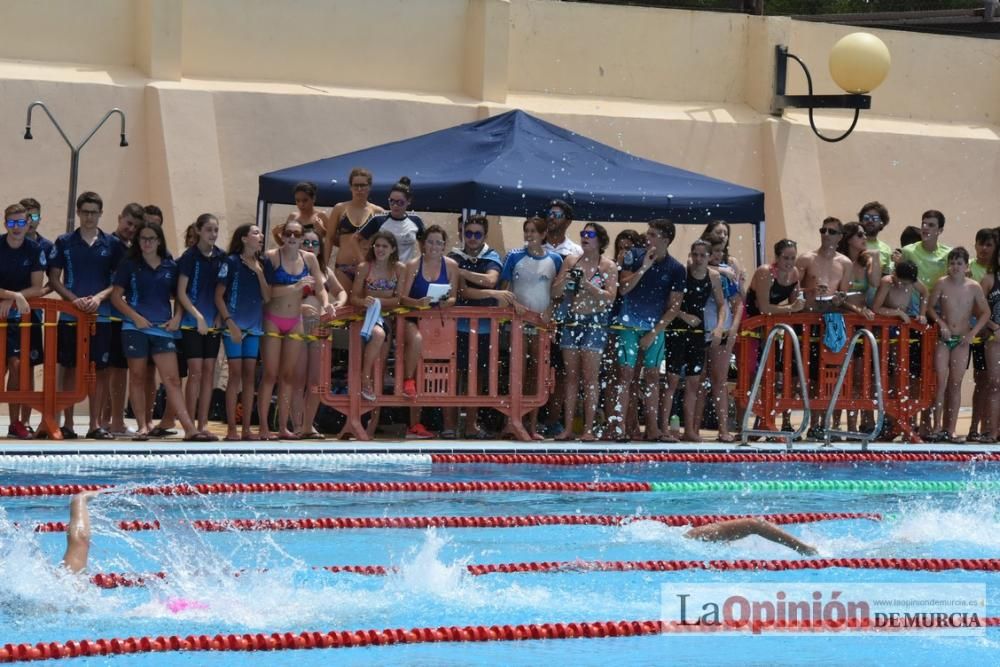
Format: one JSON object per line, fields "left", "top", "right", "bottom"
{"left": 449, "top": 245, "right": 503, "bottom": 334}
{"left": 617, "top": 248, "right": 687, "bottom": 330}
{"left": 49, "top": 229, "right": 125, "bottom": 322}
{"left": 0, "top": 236, "right": 45, "bottom": 320}
{"left": 113, "top": 256, "right": 179, "bottom": 338}
{"left": 177, "top": 245, "right": 226, "bottom": 328}
{"left": 31, "top": 234, "right": 54, "bottom": 259}
{"left": 218, "top": 254, "right": 264, "bottom": 335}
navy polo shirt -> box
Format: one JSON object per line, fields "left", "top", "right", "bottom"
{"left": 449, "top": 245, "right": 503, "bottom": 334}
{"left": 31, "top": 234, "right": 54, "bottom": 259}
{"left": 0, "top": 236, "right": 45, "bottom": 320}
{"left": 616, "top": 248, "right": 686, "bottom": 331}
{"left": 113, "top": 256, "right": 179, "bottom": 338}
{"left": 49, "top": 228, "right": 125, "bottom": 322}
{"left": 177, "top": 245, "right": 226, "bottom": 328}
{"left": 218, "top": 254, "right": 264, "bottom": 335}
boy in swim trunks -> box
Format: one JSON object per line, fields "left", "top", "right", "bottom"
{"left": 926, "top": 248, "right": 989, "bottom": 443}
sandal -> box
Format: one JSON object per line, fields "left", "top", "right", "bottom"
{"left": 297, "top": 431, "right": 325, "bottom": 440}
{"left": 716, "top": 434, "right": 737, "bottom": 443}
{"left": 183, "top": 432, "right": 217, "bottom": 442}
{"left": 132, "top": 432, "right": 149, "bottom": 442}
{"left": 439, "top": 429, "right": 457, "bottom": 440}
{"left": 149, "top": 427, "right": 178, "bottom": 438}
{"left": 85, "top": 427, "right": 115, "bottom": 441}
{"left": 60, "top": 426, "right": 79, "bottom": 440}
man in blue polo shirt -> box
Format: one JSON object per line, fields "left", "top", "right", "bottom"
{"left": 47, "top": 191, "right": 126, "bottom": 440}
{"left": 610, "top": 218, "right": 686, "bottom": 442}
{"left": 444, "top": 214, "right": 506, "bottom": 438}
{"left": 0, "top": 202, "right": 47, "bottom": 439}
{"left": 104, "top": 203, "right": 143, "bottom": 436}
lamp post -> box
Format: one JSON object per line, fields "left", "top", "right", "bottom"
{"left": 24, "top": 102, "right": 129, "bottom": 234}
{"left": 772, "top": 32, "right": 891, "bottom": 143}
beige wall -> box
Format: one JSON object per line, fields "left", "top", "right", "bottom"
{"left": 0, "top": 0, "right": 997, "bottom": 260}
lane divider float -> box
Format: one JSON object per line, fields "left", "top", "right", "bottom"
{"left": 0, "top": 453, "right": 432, "bottom": 471}
{"left": 7, "top": 478, "right": 998, "bottom": 498}
{"left": 32, "top": 511, "right": 878, "bottom": 534}
{"left": 3, "top": 617, "right": 999, "bottom": 662}
{"left": 88, "top": 556, "right": 1000, "bottom": 589}
{"left": 430, "top": 452, "right": 1000, "bottom": 465}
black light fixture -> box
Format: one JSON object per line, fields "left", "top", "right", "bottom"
{"left": 772, "top": 32, "right": 891, "bottom": 143}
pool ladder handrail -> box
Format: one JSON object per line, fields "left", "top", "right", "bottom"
{"left": 822, "top": 329, "right": 884, "bottom": 451}
{"left": 740, "top": 323, "right": 810, "bottom": 451}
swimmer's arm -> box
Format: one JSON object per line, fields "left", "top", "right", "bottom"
{"left": 60, "top": 492, "right": 97, "bottom": 574}
{"left": 686, "top": 518, "right": 817, "bottom": 556}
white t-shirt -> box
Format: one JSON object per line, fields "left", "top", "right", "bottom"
{"left": 500, "top": 248, "right": 563, "bottom": 314}
{"left": 361, "top": 213, "right": 425, "bottom": 263}
{"left": 544, "top": 237, "right": 583, "bottom": 258}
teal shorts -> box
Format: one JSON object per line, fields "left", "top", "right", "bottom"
{"left": 615, "top": 328, "right": 665, "bottom": 369}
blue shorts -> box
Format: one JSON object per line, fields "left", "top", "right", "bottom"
{"left": 122, "top": 330, "right": 178, "bottom": 359}
{"left": 223, "top": 332, "right": 261, "bottom": 360}
{"left": 615, "top": 328, "right": 665, "bottom": 370}
{"left": 559, "top": 312, "right": 610, "bottom": 353}
{"left": 6, "top": 313, "right": 43, "bottom": 366}
{"left": 57, "top": 321, "right": 112, "bottom": 370}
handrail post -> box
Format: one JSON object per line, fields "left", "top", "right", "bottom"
{"left": 740, "top": 323, "right": 811, "bottom": 450}
{"left": 822, "top": 329, "right": 884, "bottom": 450}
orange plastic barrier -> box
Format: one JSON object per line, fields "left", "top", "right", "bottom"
{"left": 0, "top": 299, "right": 94, "bottom": 440}
{"left": 318, "top": 307, "right": 552, "bottom": 441}
{"left": 736, "top": 314, "right": 937, "bottom": 441}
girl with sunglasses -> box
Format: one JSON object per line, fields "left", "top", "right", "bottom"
{"left": 550, "top": 223, "right": 618, "bottom": 441}
{"left": 215, "top": 224, "right": 270, "bottom": 441}
{"left": 111, "top": 221, "right": 209, "bottom": 442}
{"left": 258, "top": 219, "right": 334, "bottom": 440}
{"left": 324, "top": 168, "right": 383, "bottom": 291}
{"left": 291, "top": 229, "right": 347, "bottom": 438}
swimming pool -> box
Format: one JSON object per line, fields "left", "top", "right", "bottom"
{"left": 1, "top": 452, "right": 998, "bottom": 665}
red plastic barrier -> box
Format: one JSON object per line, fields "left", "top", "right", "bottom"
{"left": 2, "top": 481, "right": 655, "bottom": 498}
{"left": 429, "top": 452, "right": 1000, "bottom": 465}
{"left": 88, "top": 557, "right": 1000, "bottom": 589}
{"left": 35, "top": 511, "right": 877, "bottom": 533}
{"left": 736, "top": 314, "right": 937, "bottom": 442}
{"left": 3, "top": 617, "right": 998, "bottom": 662}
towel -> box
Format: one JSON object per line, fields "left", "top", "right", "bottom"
{"left": 360, "top": 300, "right": 383, "bottom": 342}
{"left": 823, "top": 313, "right": 847, "bottom": 353}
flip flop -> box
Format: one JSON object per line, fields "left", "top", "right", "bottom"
{"left": 297, "top": 432, "right": 324, "bottom": 440}
{"left": 716, "top": 434, "right": 737, "bottom": 443}
{"left": 183, "top": 432, "right": 216, "bottom": 442}
{"left": 149, "top": 427, "right": 178, "bottom": 438}
{"left": 85, "top": 427, "right": 115, "bottom": 441}
{"left": 132, "top": 432, "right": 149, "bottom": 442}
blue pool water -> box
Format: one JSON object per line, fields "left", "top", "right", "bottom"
{"left": 1, "top": 454, "right": 998, "bottom": 665}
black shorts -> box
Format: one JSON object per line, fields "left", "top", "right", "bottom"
{"left": 664, "top": 329, "right": 707, "bottom": 377}
{"left": 6, "top": 313, "right": 43, "bottom": 366}
{"left": 180, "top": 329, "right": 222, "bottom": 361}
{"left": 108, "top": 320, "right": 128, "bottom": 369}
{"left": 57, "top": 320, "right": 113, "bottom": 370}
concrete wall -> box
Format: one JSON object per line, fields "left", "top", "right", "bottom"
{"left": 0, "top": 0, "right": 996, "bottom": 262}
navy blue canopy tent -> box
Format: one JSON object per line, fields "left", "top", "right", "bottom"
{"left": 257, "top": 110, "right": 765, "bottom": 262}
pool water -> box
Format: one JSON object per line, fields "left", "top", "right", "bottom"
{"left": 1, "top": 454, "right": 998, "bottom": 665}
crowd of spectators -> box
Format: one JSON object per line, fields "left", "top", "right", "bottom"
{"left": 1, "top": 172, "right": 997, "bottom": 444}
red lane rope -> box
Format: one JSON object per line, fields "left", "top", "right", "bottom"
{"left": 88, "top": 557, "right": 1000, "bottom": 590}
{"left": 33, "top": 511, "right": 878, "bottom": 533}
{"left": 430, "top": 452, "right": 1000, "bottom": 465}
{"left": 0, "top": 481, "right": 656, "bottom": 498}
{"left": 4, "top": 618, "right": 999, "bottom": 662}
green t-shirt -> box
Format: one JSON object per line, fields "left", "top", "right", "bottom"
{"left": 866, "top": 238, "right": 893, "bottom": 275}
{"left": 969, "top": 260, "right": 989, "bottom": 283}
{"left": 902, "top": 242, "right": 951, "bottom": 291}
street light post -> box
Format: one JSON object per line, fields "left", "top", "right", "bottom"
{"left": 24, "top": 102, "right": 129, "bottom": 234}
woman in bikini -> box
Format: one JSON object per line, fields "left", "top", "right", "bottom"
{"left": 259, "top": 219, "right": 333, "bottom": 440}
{"left": 398, "top": 225, "right": 459, "bottom": 439}
{"left": 550, "top": 223, "right": 618, "bottom": 441}
{"left": 287, "top": 181, "right": 329, "bottom": 236}
{"left": 746, "top": 239, "right": 804, "bottom": 433}
{"left": 324, "top": 168, "right": 383, "bottom": 292}
{"left": 215, "top": 224, "right": 271, "bottom": 442}
{"left": 291, "top": 229, "right": 347, "bottom": 439}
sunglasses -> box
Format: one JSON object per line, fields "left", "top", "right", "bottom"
{"left": 388, "top": 198, "right": 407, "bottom": 206}
{"left": 28, "top": 213, "right": 40, "bottom": 223}
{"left": 283, "top": 230, "right": 303, "bottom": 239}
{"left": 5, "top": 219, "right": 27, "bottom": 228}
{"left": 464, "top": 230, "right": 483, "bottom": 240}
{"left": 819, "top": 228, "right": 843, "bottom": 236}
{"left": 861, "top": 214, "right": 881, "bottom": 223}
{"left": 580, "top": 230, "right": 597, "bottom": 239}
{"left": 302, "top": 239, "right": 320, "bottom": 248}
{"left": 547, "top": 209, "right": 565, "bottom": 220}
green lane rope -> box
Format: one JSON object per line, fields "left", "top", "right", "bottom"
{"left": 648, "top": 479, "right": 1000, "bottom": 493}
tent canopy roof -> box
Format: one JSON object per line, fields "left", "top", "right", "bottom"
{"left": 258, "top": 110, "right": 763, "bottom": 223}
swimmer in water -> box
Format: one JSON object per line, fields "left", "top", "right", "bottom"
{"left": 60, "top": 491, "right": 99, "bottom": 574}
{"left": 685, "top": 518, "right": 818, "bottom": 556}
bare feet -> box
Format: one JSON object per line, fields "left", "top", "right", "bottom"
{"left": 681, "top": 431, "right": 702, "bottom": 443}
{"left": 554, "top": 430, "right": 575, "bottom": 441}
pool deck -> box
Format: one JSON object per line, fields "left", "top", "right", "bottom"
{"left": 2, "top": 439, "right": 1000, "bottom": 455}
